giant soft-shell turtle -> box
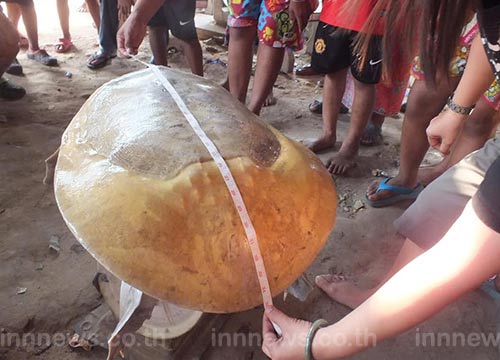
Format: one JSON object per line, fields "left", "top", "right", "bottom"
{"left": 54, "top": 67, "right": 337, "bottom": 313}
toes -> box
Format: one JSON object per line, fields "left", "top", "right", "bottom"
{"left": 315, "top": 275, "right": 329, "bottom": 287}
{"left": 366, "top": 181, "right": 380, "bottom": 196}
{"left": 315, "top": 274, "right": 346, "bottom": 287}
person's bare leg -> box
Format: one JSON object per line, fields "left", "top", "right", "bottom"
{"left": 85, "top": 0, "right": 101, "bottom": 30}
{"left": 17, "top": 3, "right": 40, "bottom": 52}
{"left": 367, "top": 77, "right": 460, "bottom": 201}
{"left": 0, "top": 10, "right": 26, "bottom": 100}
{"left": 57, "top": 0, "right": 71, "bottom": 40}
{"left": 6, "top": 3, "right": 25, "bottom": 42}
{"left": 227, "top": 26, "right": 256, "bottom": 103}
{"left": 0, "top": 12, "right": 19, "bottom": 75}
{"left": 183, "top": 39, "right": 203, "bottom": 76}
{"left": 326, "top": 78, "right": 375, "bottom": 175}
{"left": 148, "top": 26, "right": 168, "bottom": 66}
{"left": 419, "top": 99, "right": 500, "bottom": 185}
{"left": 306, "top": 68, "right": 348, "bottom": 153}
{"left": 247, "top": 44, "right": 284, "bottom": 115}
{"left": 316, "top": 238, "right": 424, "bottom": 309}
{"left": 6, "top": 3, "right": 21, "bottom": 27}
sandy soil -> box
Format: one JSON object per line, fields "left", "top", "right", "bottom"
{"left": 1, "top": 4, "right": 499, "bottom": 360}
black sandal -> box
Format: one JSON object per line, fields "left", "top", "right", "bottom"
{"left": 0, "top": 77, "right": 26, "bottom": 101}
{"left": 309, "top": 99, "right": 323, "bottom": 114}
{"left": 6, "top": 58, "right": 23, "bottom": 76}
{"left": 360, "top": 122, "right": 383, "bottom": 146}
{"left": 87, "top": 52, "right": 116, "bottom": 70}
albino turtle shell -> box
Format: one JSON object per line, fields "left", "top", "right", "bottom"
{"left": 55, "top": 68, "right": 337, "bottom": 313}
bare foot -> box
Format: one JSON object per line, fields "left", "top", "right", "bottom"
{"left": 325, "top": 151, "right": 356, "bottom": 175}
{"left": 304, "top": 133, "right": 336, "bottom": 153}
{"left": 43, "top": 149, "right": 60, "bottom": 185}
{"left": 366, "top": 176, "right": 418, "bottom": 202}
{"left": 315, "top": 274, "right": 372, "bottom": 309}
{"left": 263, "top": 93, "right": 277, "bottom": 107}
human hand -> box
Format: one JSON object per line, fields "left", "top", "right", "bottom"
{"left": 117, "top": 13, "right": 147, "bottom": 57}
{"left": 262, "top": 306, "right": 311, "bottom": 360}
{"left": 118, "top": 0, "right": 134, "bottom": 24}
{"left": 289, "top": 0, "right": 313, "bottom": 32}
{"left": 426, "top": 109, "right": 467, "bottom": 155}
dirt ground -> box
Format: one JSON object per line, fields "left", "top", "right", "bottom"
{"left": 1, "top": 4, "right": 499, "bottom": 360}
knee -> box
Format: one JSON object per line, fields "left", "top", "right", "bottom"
{"left": 229, "top": 26, "right": 255, "bottom": 42}
{"left": 353, "top": 79, "right": 375, "bottom": 95}
{"left": 404, "top": 90, "right": 441, "bottom": 121}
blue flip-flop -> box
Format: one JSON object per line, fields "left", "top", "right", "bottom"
{"left": 366, "top": 177, "right": 424, "bottom": 208}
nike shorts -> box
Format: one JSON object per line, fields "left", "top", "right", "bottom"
{"left": 311, "top": 22, "right": 383, "bottom": 84}
{"left": 148, "top": 0, "right": 198, "bottom": 42}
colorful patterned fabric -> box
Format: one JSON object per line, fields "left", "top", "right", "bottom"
{"left": 412, "top": 21, "right": 500, "bottom": 110}
{"left": 227, "top": 0, "right": 318, "bottom": 50}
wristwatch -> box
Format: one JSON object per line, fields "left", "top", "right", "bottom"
{"left": 447, "top": 97, "right": 475, "bottom": 115}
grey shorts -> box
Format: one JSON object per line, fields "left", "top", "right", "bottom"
{"left": 395, "top": 137, "right": 500, "bottom": 250}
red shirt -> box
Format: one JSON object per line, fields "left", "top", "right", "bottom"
{"left": 319, "top": 0, "right": 385, "bottom": 35}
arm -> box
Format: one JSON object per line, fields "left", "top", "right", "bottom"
{"left": 453, "top": 34, "right": 495, "bottom": 107}
{"left": 311, "top": 201, "right": 500, "bottom": 359}
{"left": 116, "top": 0, "right": 165, "bottom": 56}
{"left": 289, "top": 0, "right": 314, "bottom": 32}
{"left": 426, "top": 35, "right": 495, "bottom": 155}
{"left": 263, "top": 200, "right": 500, "bottom": 359}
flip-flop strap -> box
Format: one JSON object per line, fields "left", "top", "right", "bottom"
{"left": 376, "top": 177, "right": 418, "bottom": 195}
{"left": 57, "top": 38, "right": 73, "bottom": 45}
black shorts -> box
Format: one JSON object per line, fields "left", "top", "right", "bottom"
{"left": 148, "top": 0, "right": 198, "bottom": 42}
{"left": 311, "top": 22, "right": 382, "bottom": 84}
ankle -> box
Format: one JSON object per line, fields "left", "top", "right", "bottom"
{"left": 391, "top": 174, "right": 418, "bottom": 187}
{"left": 322, "top": 131, "right": 336, "bottom": 140}
{"left": 339, "top": 138, "right": 359, "bottom": 153}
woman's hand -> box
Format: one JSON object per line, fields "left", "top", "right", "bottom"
{"left": 426, "top": 109, "right": 468, "bottom": 155}
{"left": 262, "top": 306, "right": 311, "bottom": 360}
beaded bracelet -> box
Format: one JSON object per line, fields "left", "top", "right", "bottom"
{"left": 305, "top": 319, "right": 328, "bottom": 360}
{"left": 447, "top": 97, "right": 475, "bottom": 115}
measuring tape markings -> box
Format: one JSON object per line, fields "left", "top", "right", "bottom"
{"left": 133, "top": 58, "right": 274, "bottom": 309}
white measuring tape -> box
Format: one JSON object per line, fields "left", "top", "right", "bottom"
{"left": 132, "top": 58, "right": 278, "bottom": 318}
